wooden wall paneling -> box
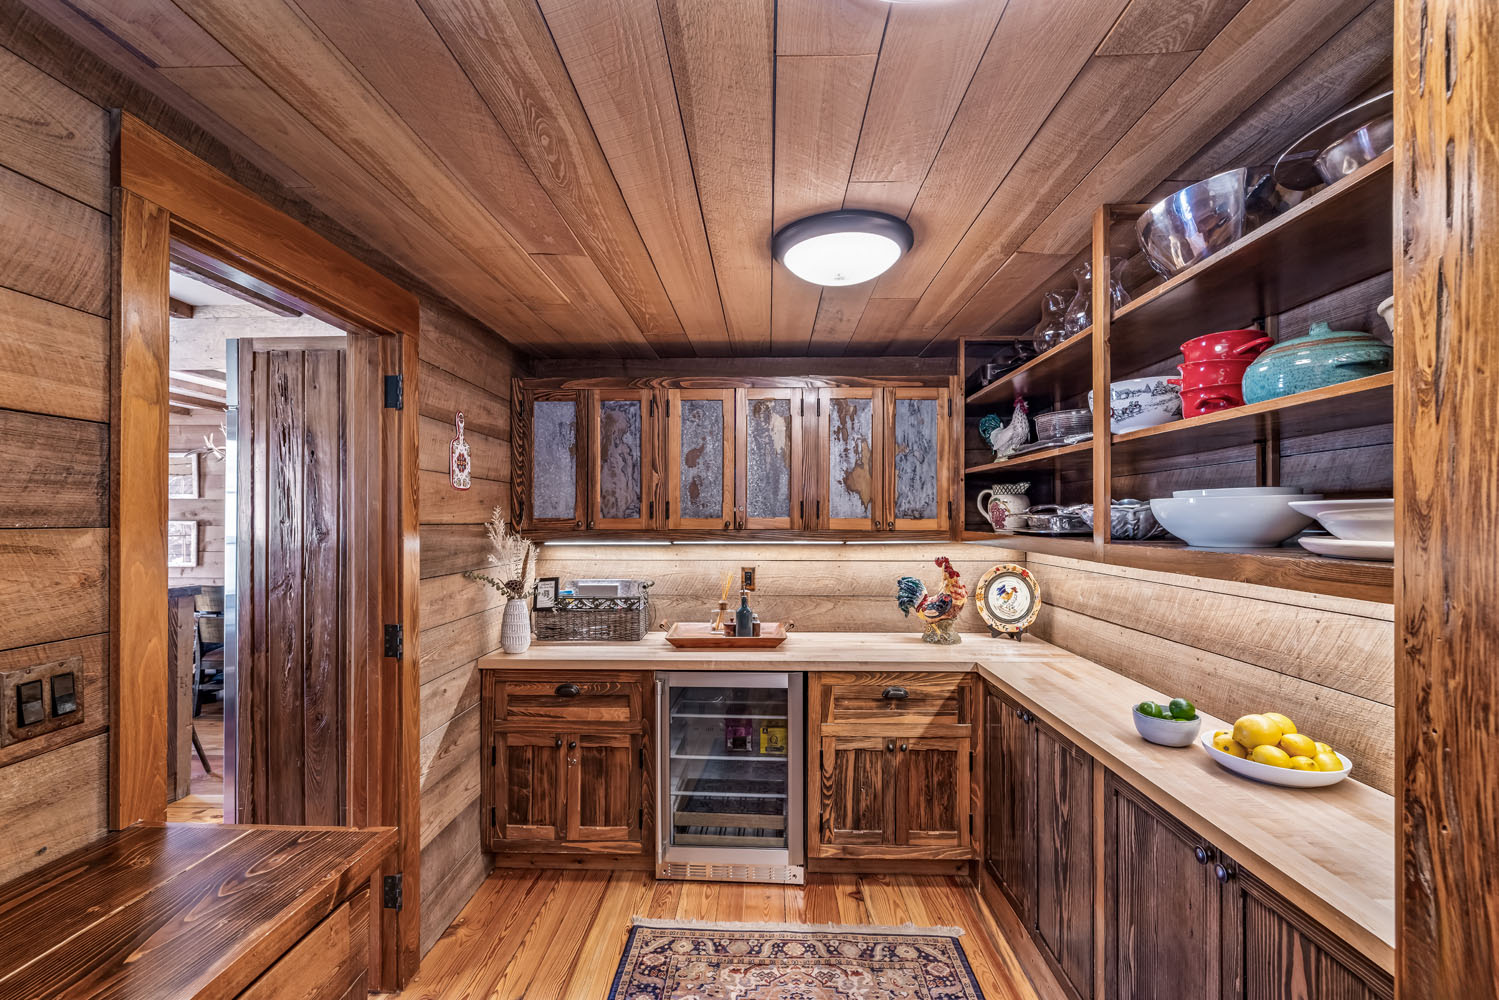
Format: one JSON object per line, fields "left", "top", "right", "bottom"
{"left": 419, "top": 416, "right": 508, "bottom": 481}
{"left": 666, "top": 388, "right": 735, "bottom": 530}
{"left": 167, "top": 412, "right": 227, "bottom": 586}
{"left": 807, "top": 283, "right": 876, "bottom": 357}
{"left": 0, "top": 410, "right": 107, "bottom": 527}
{"left": 0, "top": 43, "right": 109, "bottom": 210}
{"left": 62, "top": 0, "right": 236, "bottom": 69}
{"left": 1095, "top": 0, "right": 1251, "bottom": 55}
{"left": 1395, "top": 0, "right": 1499, "bottom": 993}
{"left": 0, "top": 163, "right": 109, "bottom": 316}
{"left": 109, "top": 188, "right": 171, "bottom": 830}
{"left": 656, "top": 0, "right": 774, "bottom": 354}
{"left": 774, "top": 0, "right": 886, "bottom": 56}
{"left": 417, "top": 0, "right": 690, "bottom": 354}
{"left": 0, "top": 287, "right": 109, "bottom": 422}
{"left": 770, "top": 52, "right": 878, "bottom": 355}
{"left": 0, "top": 733, "right": 108, "bottom": 883}
{"left": 536, "top": 0, "right": 727, "bottom": 350}
{"left": 528, "top": 253, "right": 653, "bottom": 358}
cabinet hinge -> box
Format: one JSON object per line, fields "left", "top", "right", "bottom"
{"left": 649, "top": 499, "right": 655, "bottom": 520}
{"left": 490, "top": 806, "right": 496, "bottom": 828}
{"left": 948, "top": 397, "right": 953, "bottom": 417}
{"left": 383, "top": 623, "right": 403, "bottom": 660}
{"left": 800, "top": 499, "right": 805, "bottom": 520}
{"left": 816, "top": 397, "right": 821, "bottom": 416}
{"left": 665, "top": 398, "right": 670, "bottom": 418}
{"left": 948, "top": 500, "right": 953, "bottom": 520}
{"left": 650, "top": 396, "right": 657, "bottom": 416}
{"left": 383, "top": 374, "right": 404, "bottom": 409}
{"left": 639, "top": 746, "right": 646, "bottom": 769}
{"left": 383, "top": 873, "right": 404, "bottom": 910}
{"left": 665, "top": 499, "right": 671, "bottom": 519}
{"left": 491, "top": 743, "right": 497, "bottom": 767}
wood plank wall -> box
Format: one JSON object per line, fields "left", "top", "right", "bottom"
{"left": 0, "top": 37, "right": 112, "bottom": 882}
{"left": 167, "top": 412, "right": 226, "bottom": 588}
{"left": 1026, "top": 551, "right": 1396, "bottom": 795}
{"left": 416, "top": 299, "right": 516, "bottom": 954}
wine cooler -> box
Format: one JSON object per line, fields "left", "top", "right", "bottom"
{"left": 656, "top": 672, "right": 804, "bottom": 884}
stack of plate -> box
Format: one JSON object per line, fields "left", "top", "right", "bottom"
{"left": 1287, "top": 499, "right": 1394, "bottom": 561}
{"left": 1149, "top": 487, "right": 1321, "bottom": 548}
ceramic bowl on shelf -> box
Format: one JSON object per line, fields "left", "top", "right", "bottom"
{"left": 1377, "top": 296, "right": 1395, "bottom": 334}
{"left": 1177, "top": 382, "right": 1246, "bottom": 418}
{"left": 1088, "top": 377, "right": 1182, "bottom": 433}
{"left": 1287, "top": 498, "right": 1394, "bottom": 542}
{"left": 1133, "top": 706, "right": 1202, "bottom": 748}
{"left": 1241, "top": 322, "right": 1393, "bottom": 404}
{"left": 1180, "top": 329, "right": 1273, "bottom": 363}
{"left": 1033, "top": 407, "right": 1092, "bottom": 441}
{"left": 1173, "top": 486, "right": 1305, "bottom": 497}
{"left": 1298, "top": 536, "right": 1394, "bottom": 561}
{"left": 1314, "top": 113, "right": 1395, "bottom": 186}
{"left": 1199, "top": 731, "right": 1352, "bottom": 787}
{"left": 1174, "top": 358, "right": 1254, "bottom": 390}
{"left": 1149, "top": 493, "right": 1323, "bottom": 548}
{"left": 1136, "top": 168, "right": 1248, "bottom": 278}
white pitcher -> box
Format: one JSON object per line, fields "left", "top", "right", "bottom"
{"left": 975, "top": 486, "right": 1031, "bottom": 527}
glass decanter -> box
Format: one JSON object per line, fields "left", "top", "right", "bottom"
{"left": 1061, "top": 259, "right": 1131, "bottom": 338}
{"left": 1030, "top": 290, "right": 1069, "bottom": 354}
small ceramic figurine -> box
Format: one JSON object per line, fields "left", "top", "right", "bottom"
{"left": 896, "top": 556, "right": 969, "bottom": 645}
{"left": 978, "top": 398, "right": 1031, "bottom": 460}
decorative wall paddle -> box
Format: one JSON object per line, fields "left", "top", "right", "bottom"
{"left": 450, "top": 411, "right": 471, "bottom": 490}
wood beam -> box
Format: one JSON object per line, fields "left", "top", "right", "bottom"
{"left": 168, "top": 297, "right": 194, "bottom": 319}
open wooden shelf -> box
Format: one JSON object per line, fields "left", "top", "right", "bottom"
{"left": 1110, "top": 150, "right": 1393, "bottom": 375}
{"left": 964, "top": 438, "right": 1093, "bottom": 476}
{"left": 966, "top": 328, "right": 1092, "bottom": 411}
{"left": 1111, "top": 372, "right": 1393, "bottom": 467}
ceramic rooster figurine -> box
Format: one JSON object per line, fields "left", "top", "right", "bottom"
{"left": 978, "top": 397, "right": 1031, "bottom": 460}
{"left": 896, "top": 556, "right": 968, "bottom": 645}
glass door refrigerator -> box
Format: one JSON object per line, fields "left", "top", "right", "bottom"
{"left": 656, "top": 672, "right": 804, "bottom": 884}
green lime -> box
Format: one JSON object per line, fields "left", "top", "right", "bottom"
{"left": 1168, "top": 698, "right": 1197, "bottom": 720}
{"left": 1136, "top": 701, "right": 1162, "bottom": 718}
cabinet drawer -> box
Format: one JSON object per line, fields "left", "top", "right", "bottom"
{"left": 237, "top": 888, "right": 369, "bottom": 1000}
{"left": 489, "top": 671, "right": 649, "bottom": 726}
{"left": 814, "top": 672, "right": 972, "bottom": 729}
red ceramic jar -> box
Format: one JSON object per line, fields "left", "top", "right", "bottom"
{"left": 1180, "top": 329, "right": 1273, "bottom": 363}
{"left": 1173, "top": 358, "right": 1253, "bottom": 391}
{"left": 1175, "top": 382, "right": 1246, "bottom": 418}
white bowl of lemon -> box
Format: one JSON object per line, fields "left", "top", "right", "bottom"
{"left": 1200, "top": 712, "right": 1352, "bottom": 788}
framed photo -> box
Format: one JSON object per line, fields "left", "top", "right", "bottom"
{"left": 534, "top": 577, "right": 559, "bottom": 610}
{"left": 167, "top": 520, "right": 198, "bottom": 568}
{"left": 167, "top": 452, "right": 199, "bottom": 499}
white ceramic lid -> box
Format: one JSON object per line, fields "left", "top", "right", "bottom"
{"left": 1173, "top": 486, "right": 1306, "bottom": 497}
{"left": 1287, "top": 498, "right": 1394, "bottom": 517}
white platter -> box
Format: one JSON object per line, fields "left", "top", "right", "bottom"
{"left": 1199, "top": 731, "right": 1352, "bottom": 788}
{"left": 1297, "top": 536, "right": 1394, "bottom": 561}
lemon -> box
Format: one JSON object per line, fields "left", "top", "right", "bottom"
{"left": 1288, "top": 756, "right": 1317, "bottom": 771}
{"left": 1313, "top": 751, "right": 1343, "bottom": 772}
{"left": 1314, "top": 741, "right": 1334, "bottom": 755}
{"left": 1279, "top": 733, "right": 1317, "bottom": 758}
{"left": 1212, "top": 732, "right": 1248, "bottom": 758}
{"left": 1263, "top": 712, "right": 1297, "bottom": 735}
{"left": 1250, "top": 745, "right": 1292, "bottom": 768}
{"left": 1233, "top": 714, "right": 1283, "bottom": 749}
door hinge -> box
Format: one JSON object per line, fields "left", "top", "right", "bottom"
{"left": 490, "top": 806, "right": 496, "bottom": 828}
{"left": 948, "top": 500, "right": 953, "bottom": 520}
{"left": 639, "top": 746, "right": 646, "bottom": 769}
{"left": 816, "top": 397, "right": 821, "bottom": 416}
{"left": 383, "top": 374, "right": 404, "bottom": 409}
{"left": 383, "top": 623, "right": 404, "bottom": 659}
{"left": 383, "top": 873, "right": 404, "bottom": 910}
{"left": 948, "top": 397, "right": 953, "bottom": 417}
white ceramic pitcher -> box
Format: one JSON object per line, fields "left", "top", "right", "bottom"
{"left": 975, "top": 485, "right": 1031, "bottom": 528}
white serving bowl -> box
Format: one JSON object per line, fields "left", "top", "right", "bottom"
{"left": 1172, "top": 486, "right": 1305, "bottom": 498}
{"left": 1089, "top": 377, "right": 1182, "bottom": 433}
{"left": 1287, "top": 498, "right": 1394, "bottom": 542}
{"left": 1132, "top": 707, "right": 1201, "bottom": 747}
{"left": 1150, "top": 494, "right": 1323, "bottom": 548}
{"left": 1199, "top": 731, "right": 1351, "bottom": 788}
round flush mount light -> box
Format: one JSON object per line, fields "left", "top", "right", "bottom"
{"left": 772, "top": 210, "right": 914, "bottom": 286}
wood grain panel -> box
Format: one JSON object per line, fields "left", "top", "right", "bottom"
{"left": 420, "top": 523, "right": 490, "bottom": 579}
{"left": 0, "top": 733, "right": 108, "bottom": 882}
{"left": 63, "top": 0, "right": 236, "bottom": 68}
{"left": 419, "top": 363, "right": 509, "bottom": 441}
{"left": 420, "top": 607, "right": 504, "bottom": 687}
{"left": 0, "top": 163, "right": 108, "bottom": 315}
{"left": 0, "top": 287, "right": 108, "bottom": 422}
{"left": 775, "top": 0, "right": 887, "bottom": 56}
{"left": 419, "top": 571, "right": 506, "bottom": 628}
{"left": 419, "top": 470, "right": 507, "bottom": 526}
{"left": 419, "top": 416, "right": 509, "bottom": 480}
{"left": 238, "top": 890, "right": 370, "bottom": 1000}
{"left": 1097, "top": 0, "right": 1251, "bottom": 55}
{"left": 530, "top": 253, "right": 652, "bottom": 358}
{"left": 0, "top": 44, "right": 109, "bottom": 209}
{"left": 0, "top": 410, "right": 107, "bottom": 527}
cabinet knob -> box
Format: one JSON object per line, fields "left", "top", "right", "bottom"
{"left": 575, "top": 519, "right": 582, "bottom": 528}
{"left": 568, "top": 740, "right": 578, "bottom": 750}
{"left": 886, "top": 741, "right": 896, "bottom": 752}
{"left": 555, "top": 682, "right": 581, "bottom": 698}
{"left": 888, "top": 519, "right": 894, "bottom": 530}
{"left": 1214, "top": 863, "right": 1235, "bottom": 884}
{"left": 725, "top": 520, "right": 731, "bottom": 529}
{"left": 882, "top": 686, "right": 909, "bottom": 700}
{"left": 1194, "top": 846, "right": 1214, "bottom": 865}
{"left": 900, "top": 743, "right": 908, "bottom": 752}
{"left": 554, "top": 737, "right": 563, "bottom": 748}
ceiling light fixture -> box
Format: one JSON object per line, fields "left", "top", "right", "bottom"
{"left": 772, "top": 210, "right": 914, "bottom": 286}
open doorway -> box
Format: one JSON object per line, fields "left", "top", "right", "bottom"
{"left": 162, "top": 251, "right": 350, "bottom": 825}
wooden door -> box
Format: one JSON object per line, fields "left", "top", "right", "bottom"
{"left": 492, "top": 730, "right": 565, "bottom": 844}
{"left": 817, "top": 387, "right": 883, "bottom": 530}
{"left": 1035, "top": 724, "right": 1095, "bottom": 999}
{"left": 738, "top": 387, "right": 803, "bottom": 530}
{"left": 819, "top": 736, "right": 895, "bottom": 849}
{"left": 985, "top": 689, "right": 1036, "bottom": 922}
{"left": 589, "top": 388, "right": 658, "bottom": 530}
{"left": 666, "top": 389, "right": 735, "bottom": 530}
{"left": 566, "top": 732, "right": 642, "bottom": 845}
{"left": 886, "top": 386, "right": 952, "bottom": 532}
{"left": 524, "top": 388, "right": 586, "bottom": 530}
{"left": 1105, "top": 774, "right": 1225, "bottom": 1000}
{"left": 895, "top": 736, "right": 969, "bottom": 849}
{"left": 233, "top": 341, "right": 353, "bottom": 825}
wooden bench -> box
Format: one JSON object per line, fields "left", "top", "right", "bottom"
{"left": 0, "top": 822, "right": 395, "bottom": 999}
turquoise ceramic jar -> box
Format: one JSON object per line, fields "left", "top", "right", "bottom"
{"left": 1240, "top": 322, "right": 1392, "bottom": 404}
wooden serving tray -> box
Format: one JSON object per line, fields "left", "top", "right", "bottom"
{"left": 664, "top": 621, "right": 789, "bottom": 649}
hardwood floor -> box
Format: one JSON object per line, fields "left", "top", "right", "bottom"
{"left": 165, "top": 708, "right": 224, "bottom": 824}
{"left": 398, "top": 870, "right": 1042, "bottom": 999}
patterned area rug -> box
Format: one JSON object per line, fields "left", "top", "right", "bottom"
{"left": 607, "top": 918, "right": 986, "bottom": 1000}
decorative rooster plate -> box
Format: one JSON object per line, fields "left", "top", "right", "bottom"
{"left": 975, "top": 564, "right": 1040, "bottom": 639}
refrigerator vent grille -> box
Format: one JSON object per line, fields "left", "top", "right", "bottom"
{"left": 658, "top": 861, "right": 804, "bottom": 885}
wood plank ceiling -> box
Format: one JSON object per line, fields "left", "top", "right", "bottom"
{"left": 23, "top": 0, "right": 1392, "bottom": 358}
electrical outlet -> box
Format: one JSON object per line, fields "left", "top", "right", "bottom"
{"left": 741, "top": 566, "right": 756, "bottom": 592}
{"left": 1, "top": 656, "right": 85, "bottom": 748}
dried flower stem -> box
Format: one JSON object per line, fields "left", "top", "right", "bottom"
{"left": 465, "top": 506, "right": 537, "bottom": 600}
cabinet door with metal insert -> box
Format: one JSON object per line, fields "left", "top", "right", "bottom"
{"left": 886, "top": 386, "right": 951, "bottom": 532}
{"left": 667, "top": 389, "right": 735, "bottom": 530}
{"left": 524, "top": 389, "right": 586, "bottom": 529}
{"left": 817, "top": 387, "right": 883, "bottom": 530}
{"left": 738, "top": 387, "right": 803, "bottom": 530}
{"left": 590, "top": 388, "right": 658, "bottom": 530}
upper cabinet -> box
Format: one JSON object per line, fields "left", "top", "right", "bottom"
{"left": 519, "top": 377, "right": 953, "bottom": 537}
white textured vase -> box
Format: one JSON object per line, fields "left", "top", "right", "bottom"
{"left": 501, "top": 598, "right": 532, "bottom": 654}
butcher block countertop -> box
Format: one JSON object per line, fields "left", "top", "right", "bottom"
{"left": 481, "top": 631, "right": 1396, "bottom": 972}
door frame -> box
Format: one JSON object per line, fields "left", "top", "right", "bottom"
{"left": 110, "top": 113, "right": 422, "bottom": 987}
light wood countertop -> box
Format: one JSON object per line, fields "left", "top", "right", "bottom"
{"left": 479, "top": 631, "right": 1395, "bottom": 971}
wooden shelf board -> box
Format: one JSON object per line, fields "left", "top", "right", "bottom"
{"left": 964, "top": 439, "right": 1094, "bottom": 475}
{"left": 1110, "top": 150, "right": 1393, "bottom": 374}
{"left": 1111, "top": 371, "right": 1394, "bottom": 467}
{"left": 965, "top": 329, "right": 1093, "bottom": 410}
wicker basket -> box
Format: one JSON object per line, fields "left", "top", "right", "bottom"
{"left": 533, "top": 594, "right": 652, "bottom": 642}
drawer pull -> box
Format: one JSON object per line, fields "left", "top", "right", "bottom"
{"left": 882, "top": 686, "right": 909, "bottom": 701}
{"left": 554, "top": 737, "right": 563, "bottom": 748}
{"left": 1214, "top": 862, "right": 1236, "bottom": 884}
{"left": 568, "top": 740, "right": 578, "bottom": 750}
{"left": 1194, "top": 846, "right": 1213, "bottom": 866}
{"left": 555, "top": 682, "right": 581, "bottom": 698}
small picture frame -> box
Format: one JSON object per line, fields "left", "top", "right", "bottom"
{"left": 167, "top": 520, "right": 198, "bottom": 568}
{"left": 534, "top": 577, "right": 559, "bottom": 611}
{"left": 167, "top": 452, "right": 199, "bottom": 499}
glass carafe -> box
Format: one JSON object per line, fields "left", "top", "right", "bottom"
{"left": 1062, "top": 259, "right": 1131, "bottom": 337}
{"left": 1030, "top": 291, "right": 1069, "bottom": 354}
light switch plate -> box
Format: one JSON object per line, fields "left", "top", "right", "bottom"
{"left": 740, "top": 566, "right": 756, "bottom": 592}
{"left": 0, "top": 656, "right": 85, "bottom": 747}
